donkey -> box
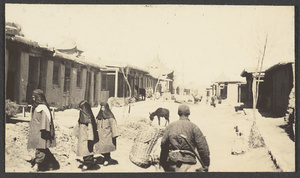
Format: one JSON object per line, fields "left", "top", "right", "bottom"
{"left": 149, "top": 108, "right": 170, "bottom": 126}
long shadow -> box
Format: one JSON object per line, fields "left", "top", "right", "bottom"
{"left": 237, "top": 105, "right": 294, "bottom": 142}
{"left": 278, "top": 124, "right": 295, "bottom": 142}
{"left": 258, "top": 110, "right": 283, "bottom": 118}
{"left": 257, "top": 110, "right": 294, "bottom": 142}
{"left": 6, "top": 116, "right": 30, "bottom": 124}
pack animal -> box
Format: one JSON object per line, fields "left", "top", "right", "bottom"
{"left": 135, "top": 85, "right": 146, "bottom": 101}
{"left": 149, "top": 108, "right": 170, "bottom": 126}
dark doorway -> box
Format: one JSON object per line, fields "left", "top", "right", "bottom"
{"left": 93, "top": 72, "right": 97, "bottom": 106}
{"left": 6, "top": 71, "right": 16, "bottom": 101}
{"left": 63, "top": 65, "right": 71, "bottom": 108}
{"left": 26, "top": 56, "right": 41, "bottom": 104}
{"left": 85, "top": 71, "right": 91, "bottom": 102}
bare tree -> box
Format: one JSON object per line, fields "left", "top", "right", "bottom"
{"left": 249, "top": 35, "right": 268, "bottom": 148}
{"left": 121, "top": 67, "right": 132, "bottom": 113}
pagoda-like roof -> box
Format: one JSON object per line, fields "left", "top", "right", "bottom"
{"left": 146, "top": 55, "right": 174, "bottom": 78}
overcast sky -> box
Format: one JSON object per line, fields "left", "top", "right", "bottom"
{"left": 5, "top": 4, "right": 294, "bottom": 87}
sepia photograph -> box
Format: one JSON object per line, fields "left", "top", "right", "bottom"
{"left": 4, "top": 3, "right": 295, "bottom": 173}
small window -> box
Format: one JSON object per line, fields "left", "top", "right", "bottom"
{"left": 76, "top": 67, "right": 82, "bottom": 88}
{"left": 52, "top": 61, "right": 60, "bottom": 85}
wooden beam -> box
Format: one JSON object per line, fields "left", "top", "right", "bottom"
{"left": 114, "top": 68, "right": 119, "bottom": 97}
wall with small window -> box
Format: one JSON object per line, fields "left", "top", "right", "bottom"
{"left": 45, "top": 59, "right": 65, "bottom": 108}
{"left": 68, "top": 65, "right": 87, "bottom": 108}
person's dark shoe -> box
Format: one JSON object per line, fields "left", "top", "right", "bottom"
{"left": 81, "top": 163, "right": 100, "bottom": 171}
{"left": 26, "top": 158, "right": 36, "bottom": 168}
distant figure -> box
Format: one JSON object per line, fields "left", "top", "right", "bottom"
{"left": 27, "top": 89, "right": 59, "bottom": 171}
{"left": 159, "top": 104, "right": 210, "bottom": 172}
{"left": 74, "top": 100, "right": 99, "bottom": 170}
{"left": 211, "top": 96, "right": 217, "bottom": 107}
{"left": 94, "top": 102, "right": 119, "bottom": 166}
{"left": 149, "top": 108, "right": 170, "bottom": 126}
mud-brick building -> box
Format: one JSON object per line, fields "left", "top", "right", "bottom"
{"left": 263, "top": 61, "right": 294, "bottom": 116}
{"left": 212, "top": 73, "right": 246, "bottom": 104}
{"left": 5, "top": 34, "right": 104, "bottom": 109}
{"left": 240, "top": 67, "right": 267, "bottom": 108}
{"left": 102, "top": 62, "right": 157, "bottom": 99}
{"left": 51, "top": 50, "right": 104, "bottom": 108}
{"left": 5, "top": 35, "right": 53, "bottom": 106}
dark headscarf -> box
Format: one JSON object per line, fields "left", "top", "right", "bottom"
{"left": 96, "top": 102, "right": 115, "bottom": 120}
{"left": 78, "top": 100, "right": 93, "bottom": 124}
{"left": 32, "top": 89, "right": 55, "bottom": 142}
{"left": 78, "top": 100, "right": 99, "bottom": 143}
{"left": 32, "top": 89, "right": 49, "bottom": 112}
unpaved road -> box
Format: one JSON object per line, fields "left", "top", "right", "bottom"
{"left": 5, "top": 99, "right": 280, "bottom": 172}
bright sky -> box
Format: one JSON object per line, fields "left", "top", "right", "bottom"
{"left": 5, "top": 4, "right": 294, "bottom": 87}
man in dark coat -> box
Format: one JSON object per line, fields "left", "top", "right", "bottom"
{"left": 159, "top": 104, "right": 210, "bottom": 172}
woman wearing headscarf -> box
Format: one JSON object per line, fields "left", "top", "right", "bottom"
{"left": 74, "top": 100, "right": 99, "bottom": 170}
{"left": 27, "top": 89, "right": 59, "bottom": 171}
{"left": 94, "top": 102, "right": 119, "bottom": 166}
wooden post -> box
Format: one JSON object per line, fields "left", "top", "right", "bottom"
{"left": 114, "top": 68, "right": 119, "bottom": 98}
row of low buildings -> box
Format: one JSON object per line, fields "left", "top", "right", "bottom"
{"left": 206, "top": 61, "right": 295, "bottom": 117}
{"left": 5, "top": 23, "right": 174, "bottom": 110}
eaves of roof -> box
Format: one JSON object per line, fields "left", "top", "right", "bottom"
{"left": 265, "top": 61, "right": 294, "bottom": 72}
{"left": 6, "top": 35, "right": 54, "bottom": 52}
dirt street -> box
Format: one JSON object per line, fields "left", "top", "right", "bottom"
{"left": 5, "top": 99, "right": 281, "bottom": 172}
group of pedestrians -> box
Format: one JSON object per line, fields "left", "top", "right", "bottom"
{"left": 27, "top": 89, "right": 210, "bottom": 172}
{"left": 27, "top": 89, "right": 118, "bottom": 171}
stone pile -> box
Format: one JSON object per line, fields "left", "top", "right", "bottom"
{"left": 5, "top": 121, "right": 78, "bottom": 172}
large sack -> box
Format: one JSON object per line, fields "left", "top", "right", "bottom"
{"left": 129, "top": 125, "right": 164, "bottom": 168}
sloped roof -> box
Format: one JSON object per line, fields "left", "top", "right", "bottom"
{"left": 57, "top": 46, "right": 83, "bottom": 56}
{"left": 241, "top": 67, "right": 267, "bottom": 77}
{"left": 265, "top": 61, "right": 294, "bottom": 72}
{"left": 214, "top": 72, "right": 245, "bottom": 83}
{"left": 213, "top": 72, "right": 230, "bottom": 83}
{"left": 102, "top": 60, "right": 150, "bottom": 74}
{"left": 6, "top": 35, "right": 53, "bottom": 51}
{"left": 146, "top": 56, "right": 173, "bottom": 78}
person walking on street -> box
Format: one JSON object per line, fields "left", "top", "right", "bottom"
{"left": 94, "top": 102, "right": 119, "bottom": 166}
{"left": 74, "top": 100, "right": 99, "bottom": 170}
{"left": 159, "top": 104, "right": 210, "bottom": 172}
{"left": 27, "top": 89, "right": 59, "bottom": 171}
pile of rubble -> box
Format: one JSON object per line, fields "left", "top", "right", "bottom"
{"left": 5, "top": 113, "right": 163, "bottom": 172}
{"left": 5, "top": 121, "right": 78, "bottom": 172}
{"left": 6, "top": 122, "right": 34, "bottom": 172}
{"left": 118, "top": 115, "right": 153, "bottom": 140}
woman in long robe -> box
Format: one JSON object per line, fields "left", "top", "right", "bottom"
{"left": 74, "top": 100, "right": 99, "bottom": 170}
{"left": 94, "top": 102, "right": 119, "bottom": 166}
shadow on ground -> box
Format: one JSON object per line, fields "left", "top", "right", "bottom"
{"left": 94, "top": 156, "right": 119, "bottom": 165}
{"left": 6, "top": 116, "right": 30, "bottom": 124}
